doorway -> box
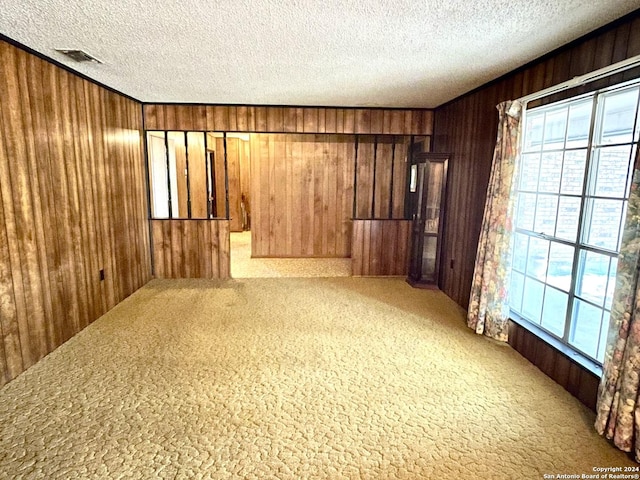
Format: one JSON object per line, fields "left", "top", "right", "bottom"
{"left": 229, "top": 133, "right": 352, "bottom": 278}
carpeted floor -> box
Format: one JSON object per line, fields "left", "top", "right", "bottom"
{"left": 0, "top": 278, "right": 633, "bottom": 479}
{"left": 230, "top": 231, "right": 352, "bottom": 278}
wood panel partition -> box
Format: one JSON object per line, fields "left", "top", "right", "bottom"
{"left": 151, "top": 220, "right": 230, "bottom": 279}
{"left": 352, "top": 220, "right": 411, "bottom": 276}
{"left": 433, "top": 11, "right": 640, "bottom": 309}
{"left": 250, "top": 134, "right": 355, "bottom": 257}
{"left": 143, "top": 105, "right": 434, "bottom": 135}
{"left": 0, "top": 40, "right": 151, "bottom": 385}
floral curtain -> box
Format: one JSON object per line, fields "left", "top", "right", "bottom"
{"left": 467, "top": 100, "right": 523, "bottom": 341}
{"left": 595, "top": 146, "right": 640, "bottom": 458}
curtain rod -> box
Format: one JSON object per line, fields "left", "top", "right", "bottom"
{"left": 517, "top": 54, "right": 640, "bottom": 105}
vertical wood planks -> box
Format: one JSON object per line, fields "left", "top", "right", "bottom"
{"left": 351, "top": 220, "right": 411, "bottom": 276}
{"left": 0, "top": 40, "right": 151, "bottom": 385}
{"left": 226, "top": 138, "right": 243, "bottom": 231}
{"left": 142, "top": 105, "right": 434, "bottom": 136}
{"left": 150, "top": 220, "right": 230, "bottom": 279}
{"left": 250, "top": 134, "right": 356, "bottom": 257}
{"left": 507, "top": 321, "right": 600, "bottom": 412}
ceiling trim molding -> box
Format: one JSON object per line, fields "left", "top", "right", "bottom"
{"left": 141, "top": 102, "right": 434, "bottom": 112}
{"left": 0, "top": 33, "right": 142, "bottom": 104}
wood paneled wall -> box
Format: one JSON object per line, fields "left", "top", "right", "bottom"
{"left": 151, "top": 220, "right": 230, "bottom": 279}
{"left": 143, "top": 105, "right": 433, "bottom": 135}
{"left": 225, "top": 137, "right": 248, "bottom": 232}
{"left": 508, "top": 321, "right": 600, "bottom": 411}
{"left": 352, "top": 220, "right": 411, "bottom": 276}
{"left": 0, "top": 40, "right": 151, "bottom": 385}
{"left": 433, "top": 11, "right": 640, "bottom": 309}
{"left": 250, "top": 134, "right": 355, "bottom": 257}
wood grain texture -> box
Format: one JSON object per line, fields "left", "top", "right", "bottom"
{"left": 187, "top": 132, "right": 208, "bottom": 218}
{"left": 151, "top": 220, "right": 230, "bottom": 279}
{"left": 507, "top": 321, "right": 600, "bottom": 412}
{"left": 239, "top": 139, "right": 251, "bottom": 229}
{"left": 142, "top": 105, "right": 433, "bottom": 135}
{"left": 225, "top": 138, "right": 243, "bottom": 231}
{"left": 0, "top": 40, "right": 151, "bottom": 385}
{"left": 250, "top": 134, "right": 355, "bottom": 257}
{"left": 351, "top": 220, "right": 411, "bottom": 276}
{"left": 433, "top": 11, "right": 640, "bottom": 309}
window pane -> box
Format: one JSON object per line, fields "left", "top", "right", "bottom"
{"left": 523, "top": 112, "right": 544, "bottom": 152}
{"left": 627, "top": 146, "right": 638, "bottom": 197}
{"left": 583, "top": 199, "right": 624, "bottom": 251}
{"left": 605, "top": 259, "right": 618, "bottom": 311}
{"left": 512, "top": 233, "right": 529, "bottom": 272}
{"left": 519, "top": 153, "right": 540, "bottom": 191}
{"left": 509, "top": 271, "right": 525, "bottom": 312}
{"left": 570, "top": 299, "right": 603, "bottom": 359}
{"left": 560, "top": 150, "right": 587, "bottom": 195}
{"left": 522, "top": 277, "right": 545, "bottom": 324}
{"left": 547, "top": 242, "right": 574, "bottom": 291}
{"left": 516, "top": 193, "right": 536, "bottom": 230}
{"left": 566, "top": 100, "right": 592, "bottom": 148}
{"left": 534, "top": 194, "right": 558, "bottom": 235}
{"left": 421, "top": 236, "right": 437, "bottom": 281}
{"left": 514, "top": 84, "right": 639, "bottom": 364}
{"left": 526, "top": 237, "right": 549, "bottom": 280}
{"left": 598, "top": 311, "right": 612, "bottom": 363}
{"left": 597, "top": 87, "right": 639, "bottom": 145}
{"left": 637, "top": 99, "right": 640, "bottom": 142}
{"left": 617, "top": 202, "right": 628, "bottom": 251}
{"left": 576, "top": 250, "right": 611, "bottom": 306}
{"left": 591, "top": 145, "right": 633, "bottom": 198}
{"left": 538, "top": 152, "right": 563, "bottom": 193}
{"left": 555, "top": 196, "right": 580, "bottom": 242}
{"left": 541, "top": 287, "right": 568, "bottom": 337}
{"left": 543, "top": 108, "right": 568, "bottom": 150}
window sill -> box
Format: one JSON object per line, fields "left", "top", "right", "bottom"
{"left": 509, "top": 312, "right": 603, "bottom": 378}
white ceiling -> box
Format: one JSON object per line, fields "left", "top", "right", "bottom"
{"left": 1, "top": 0, "right": 639, "bottom": 108}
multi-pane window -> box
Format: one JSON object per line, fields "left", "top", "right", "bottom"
{"left": 510, "top": 80, "right": 640, "bottom": 364}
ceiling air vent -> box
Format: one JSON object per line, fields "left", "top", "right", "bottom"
{"left": 55, "top": 49, "right": 102, "bottom": 64}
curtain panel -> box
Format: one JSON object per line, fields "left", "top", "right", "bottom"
{"left": 467, "top": 101, "right": 523, "bottom": 341}
{"left": 595, "top": 146, "right": 640, "bottom": 458}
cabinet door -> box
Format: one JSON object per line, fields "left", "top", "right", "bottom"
{"left": 408, "top": 154, "right": 448, "bottom": 285}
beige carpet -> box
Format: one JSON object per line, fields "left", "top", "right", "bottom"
{"left": 230, "top": 231, "right": 351, "bottom": 278}
{"left": 0, "top": 278, "right": 633, "bottom": 479}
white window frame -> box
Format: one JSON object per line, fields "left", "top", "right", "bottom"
{"left": 510, "top": 78, "right": 640, "bottom": 365}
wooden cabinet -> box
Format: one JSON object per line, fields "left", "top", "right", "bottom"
{"left": 407, "top": 152, "right": 449, "bottom": 287}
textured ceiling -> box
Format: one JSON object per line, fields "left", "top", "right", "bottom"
{"left": 1, "top": 0, "right": 639, "bottom": 108}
